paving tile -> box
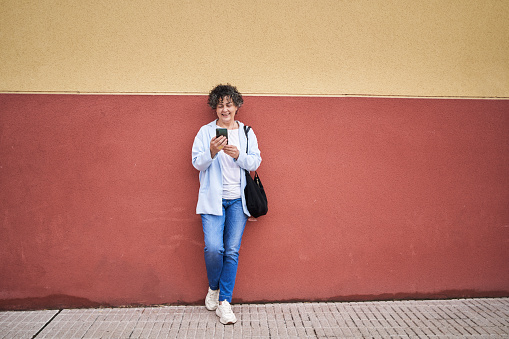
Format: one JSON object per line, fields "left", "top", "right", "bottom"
{"left": 2, "top": 298, "right": 509, "bottom": 338}
{"left": 0, "top": 310, "right": 58, "bottom": 339}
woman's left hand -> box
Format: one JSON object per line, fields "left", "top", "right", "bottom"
{"left": 222, "top": 145, "right": 239, "bottom": 160}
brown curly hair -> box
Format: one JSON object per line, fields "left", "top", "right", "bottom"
{"left": 207, "top": 84, "right": 244, "bottom": 109}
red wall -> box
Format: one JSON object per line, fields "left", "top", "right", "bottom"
{"left": 1, "top": 94, "right": 508, "bottom": 310}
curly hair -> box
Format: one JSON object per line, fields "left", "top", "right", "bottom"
{"left": 207, "top": 84, "right": 244, "bottom": 109}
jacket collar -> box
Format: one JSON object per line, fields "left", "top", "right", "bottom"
{"left": 207, "top": 120, "right": 244, "bottom": 129}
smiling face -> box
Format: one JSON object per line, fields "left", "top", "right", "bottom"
{"left": 215, "top": 96, "right": 238, "bottom": 128}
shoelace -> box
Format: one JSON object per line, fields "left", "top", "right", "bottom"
{"left": 207, "top": 290, "right": 219, "bottom": 304}
{"left": 221, "top": 301, "right": 234, "bottom": 316}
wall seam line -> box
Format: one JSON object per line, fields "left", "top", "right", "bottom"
{"left": 0, "top": 91, "right": 508, "bottom": 100}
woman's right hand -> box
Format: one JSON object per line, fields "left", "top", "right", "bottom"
{"left": 210, "top": 136, "right": 227, "bottom": 158}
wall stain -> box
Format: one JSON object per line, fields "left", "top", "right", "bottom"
{"left": 1, "top": 290, "right": 508, "bottom": 311}
{"left": 0, "top": 294, "right": 108, "bottom": 311}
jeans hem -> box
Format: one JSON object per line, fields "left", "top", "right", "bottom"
{"left": 219, "top": 295, "right": 232, "bottom": 303}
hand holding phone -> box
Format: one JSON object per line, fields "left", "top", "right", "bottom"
{"left": 210, "top": 128, "right": 228, "bottom": 158}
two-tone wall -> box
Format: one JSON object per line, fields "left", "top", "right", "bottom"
{"left": 1, "top": 1, "right": 508, "bottom": 310}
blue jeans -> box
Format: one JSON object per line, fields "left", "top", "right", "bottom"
{"left": 201, "top": 198, "right": 248, "bottom": 303}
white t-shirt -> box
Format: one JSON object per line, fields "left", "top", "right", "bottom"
{"left": 219, "top": 128, "right": 241, "bottom": 199}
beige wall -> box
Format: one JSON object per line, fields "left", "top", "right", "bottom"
{"left": 1, "top": 0, "right": 508, "bottom": 97}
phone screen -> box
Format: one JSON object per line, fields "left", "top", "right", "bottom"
{"left": 216, "top": 128, "right": 228, "bottom": 144}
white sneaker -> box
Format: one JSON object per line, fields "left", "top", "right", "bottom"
{"left": 205, "top": 288, "right": 219, "bottom": 311}
{"left": 216, "top": 300, "right": 237, "bottom": 325}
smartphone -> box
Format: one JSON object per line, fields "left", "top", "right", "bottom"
{"left": 216, "top": 128, "right": 228, "bottom": 144}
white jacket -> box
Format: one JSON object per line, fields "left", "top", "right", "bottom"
{"left": 192, "top": 120, "right": 262, "bottom": 216}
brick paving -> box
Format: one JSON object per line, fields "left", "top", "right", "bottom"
{"left": 0, "top": 298, "right": 508, "bottom": 338}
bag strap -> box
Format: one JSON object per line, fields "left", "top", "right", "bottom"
{"left": 243, "top": 125, "right": 251, "bottom": 154}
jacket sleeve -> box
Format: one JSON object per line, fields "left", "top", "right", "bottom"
{"left": 236, "top": 128, "right": 262, "bottom": 172}
{"left": 192, "top": 127, "right": 214, "bottom": 171}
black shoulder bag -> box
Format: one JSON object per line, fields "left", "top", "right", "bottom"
{"left": 243, "top": 126, "right": 268, "bottom": 218}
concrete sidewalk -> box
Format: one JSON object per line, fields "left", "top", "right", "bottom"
{"left": 1, "top": 298, "right": 508, "bottom": 338}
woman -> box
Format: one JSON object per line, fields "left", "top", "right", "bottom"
{"left": 191, "top": 84, "right": 262, "bottom": 325}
